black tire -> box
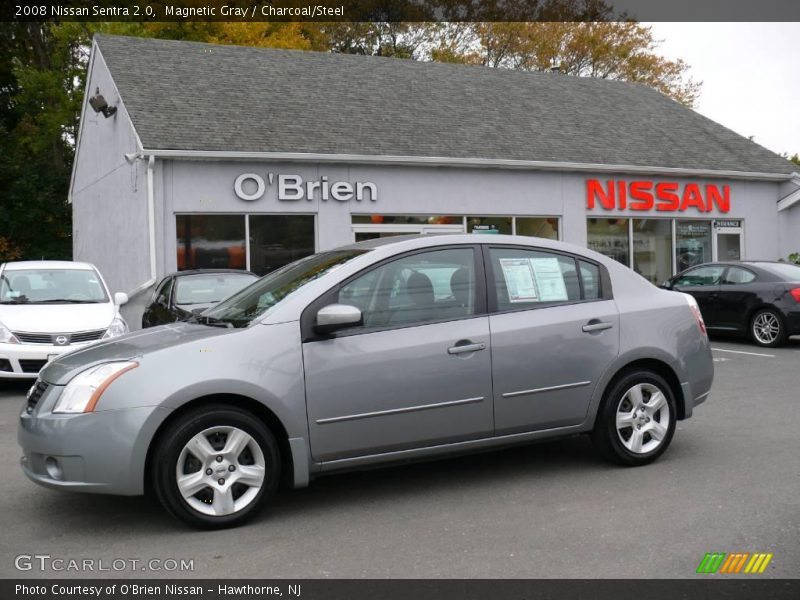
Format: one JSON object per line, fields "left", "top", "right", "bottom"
{"left": 591, "top": 370, "right": 677, "bottom": 466}
{"left": 151, "top": 405, "right": 280, "bottom": 529}
{"left": 749, "top": 308, "right": 787, "bottom": 348}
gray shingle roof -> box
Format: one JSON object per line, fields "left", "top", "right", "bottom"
{"left": 95, "top": 34, "right": 796, "bottom": 174}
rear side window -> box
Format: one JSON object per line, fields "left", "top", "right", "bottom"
{"left": 579, "top": 260, "right": 602, "bottom": 300}
{"left": 722, "top": 267, "right": 756, "bottom": 285}
{"left": 489, "top": 247, "right": 581, "bottom": 311}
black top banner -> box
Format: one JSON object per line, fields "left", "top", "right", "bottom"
{"left": 4, "top": 0, "right": 800, "bottom": 22}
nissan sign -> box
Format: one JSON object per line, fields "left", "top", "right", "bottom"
{"left": 234, "top": 173, "right": 377, "bottom": 203}
{"left": 587, "top": 179, "right": 730, "bottom": 214}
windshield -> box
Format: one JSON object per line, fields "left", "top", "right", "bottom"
{"left": 175, "top": 273, "right": 259, "bottom": 306}
{"left": 201, "top": 250, "right": 367, "bottom": 327}
{"left": 0, "top": 269, "right": 108, "bottom": 304}
{"left": 760, "top": 262, "right": 800, "bottom": 281}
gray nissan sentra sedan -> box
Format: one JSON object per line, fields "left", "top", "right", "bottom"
{"left": 19, "top": 235, "right": 713, "bottom": 528}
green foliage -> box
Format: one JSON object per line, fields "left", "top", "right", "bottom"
{"left": 789, "top": 154, "right": 800, "bottom": 166}
{"left": 789, "top": 253, "right": 800, "bottom": 265}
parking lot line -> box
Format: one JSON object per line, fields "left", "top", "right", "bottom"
{"left": 711, "top": 347, "right": 775, "bottom": 358}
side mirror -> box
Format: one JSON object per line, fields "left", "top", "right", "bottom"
{"left": 315, "top": 304, "right": 362, "bottom": 334}
{"left": 661, "top": 280, "right": 673, "bottom": 290}
{"left": 114, "top": 292, "right": 129, "bottom": 306}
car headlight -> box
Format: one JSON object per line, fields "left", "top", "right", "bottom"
{"left": 103, "top": 316, "right": 128, "bottom": 339}
{"left": 0, "top": 321, "right": 19, "bottom": 344}
{"left": 53, "top": 361, "right": 138, "bottom": 414}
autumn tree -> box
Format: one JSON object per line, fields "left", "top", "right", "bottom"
{"left": 428, "top": 22, "right": 701, "bottom": 106}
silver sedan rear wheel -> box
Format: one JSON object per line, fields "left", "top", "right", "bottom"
{"left": 615, "top": 383, "right": 670, "bottom": 454}
{"left": 177, "top": 426, "right": 266, "bottom": 517}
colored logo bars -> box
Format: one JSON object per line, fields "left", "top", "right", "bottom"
{"left": 696, "top": 552, "right": 773, "bottom": 574}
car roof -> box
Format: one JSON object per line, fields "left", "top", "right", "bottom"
{"left": 2, "top": 260, "right": 96, "bottom": 271}
{"left": 167, "top": 269, "right": 258, "bottom": 277}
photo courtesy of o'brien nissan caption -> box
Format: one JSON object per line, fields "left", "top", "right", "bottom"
{"left": 19, "top": 234, "right": 713, "bottom": 528}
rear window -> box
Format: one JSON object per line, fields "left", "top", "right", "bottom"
{"left": 760, "top": 263, "right": 800, "bottom": 281}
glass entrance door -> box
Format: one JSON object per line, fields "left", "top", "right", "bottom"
{"left": 713, "top": 221, "right": 743, "bottom": 262}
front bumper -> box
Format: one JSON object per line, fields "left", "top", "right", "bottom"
{"left": 18, "top": 385, "right": 171, "bottom": 495}
{"left": 0, "top": 342, "right": 94, "bottom": 379}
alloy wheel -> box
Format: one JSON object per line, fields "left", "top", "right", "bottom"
{"left": 176, "top": 426, "right": 266, "bottom": 517}
{"left": 752, "top": 312, "right": 781, "bottom": 345}
{"left": 615, "top": 383, "right": 670, "bottom": 454}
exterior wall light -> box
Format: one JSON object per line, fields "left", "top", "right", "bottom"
{"left": 88, "top": 88, "right": 117, "bottom": 118}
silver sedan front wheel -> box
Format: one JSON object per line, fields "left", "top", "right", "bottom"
{"left": 177, "top": 426, "right": 266, "bottom": 517}
{"left": 152, "top": 406, "right": 280, "bottom": 529}
{"left": 615, "top": 383, "right": 670, "bottom": 454}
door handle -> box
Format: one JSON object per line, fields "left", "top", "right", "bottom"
{"left": 448, "top": 341, "right": 486, "bottom": 355}
{"left": 582, "top": 321, "right": 614, "bottom": 333}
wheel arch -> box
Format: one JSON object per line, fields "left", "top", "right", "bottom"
{"left": 143, "top": 394, "right": 296, "bottom": 494}
{"left": 595, "top": 358, "right": 686, "bottom": 423}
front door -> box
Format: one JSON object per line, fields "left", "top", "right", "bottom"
{"left": 485, "top": 246, "right": 620, "bottom": 434}
{"left": 713, "top": 222, "right": 743, "bottom": 262}
{"left": 302, "top": 246, "right": 494, "bottom": 462}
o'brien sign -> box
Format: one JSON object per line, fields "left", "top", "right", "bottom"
{"left": 234, "top": 172, "right": 377, "bottom": 203}
{"left": 587, "top": 179, "right": 730, "bottom": 214}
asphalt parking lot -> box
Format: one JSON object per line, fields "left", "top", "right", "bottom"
{"left": 0, "top": 337, "right": 798, "bottom": 579}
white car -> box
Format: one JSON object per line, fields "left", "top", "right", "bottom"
{"left": 0, "top": 261, "right": 129, "bottom": 379}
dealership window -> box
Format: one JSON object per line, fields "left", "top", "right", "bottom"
{"left": 587, "top": 218, "right": 630, "bottom": 267}
{"left": 633, "top": 219, "right": 673, "bottom": 285}
{"left": 352, "top": 215, "right": 560, "bottom": 240}
{"left": 516, "top": 217, "right": 559, "bottom": 240}
{"left": 176, "top": 215, "right": 246, "bottom": 271}
{"left": 676, "top": 220, "right": 712, "bottom": 272}
{"left": 467, "top": 216, "right": 513, "bottom": 235}
{"left": 176, "top": 214, "right": 315, "bottom": 275}
{"left": 248, "top": 215, "right": 315, "bottom": 276}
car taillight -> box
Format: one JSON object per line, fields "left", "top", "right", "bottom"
{"left": 791, "top": 288, "right": 800, "bottom": 303}
{"left": 682, "top": 293, "right": 707, "bottom": 336}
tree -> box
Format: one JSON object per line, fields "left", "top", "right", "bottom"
{"left": 428, "top": 22, "right": 701, "bottom": 106}
{"left": 789, "top": 154, "right": 800, "bottom": 166}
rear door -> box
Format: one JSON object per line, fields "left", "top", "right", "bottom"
{"left": 486, "top": 246, "right": 620, "bottom": 434}
{"left": 302, "top": 246, "right": 495, "bottom": 462}
{"left": 671, "top": 265, "right": 726, "bottom": 327}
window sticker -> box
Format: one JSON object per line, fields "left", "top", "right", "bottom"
{"left": 499, "top": 258, "right": 539, "bottom": 302}
{"left": 530, "top": 257, "right": 569, "bottom": 302}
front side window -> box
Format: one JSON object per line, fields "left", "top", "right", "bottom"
{"left": 0, "top": 269, "right": 108, "bottom": 304}
{"left": 337, "top": 248, "right": 477, "bottom": 329}
{"left": 203, "top": 250, "right": 366, "bottom": 327}
{"left": 674, "top": 265, "right": 725, "bottom": 286}
{"left": 489, "top": 248, "right": 582, "bottom": 311}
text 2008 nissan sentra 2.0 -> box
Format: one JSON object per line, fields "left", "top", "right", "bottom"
{"left": 19, "top": 235, "right": 713, "bottom": 529}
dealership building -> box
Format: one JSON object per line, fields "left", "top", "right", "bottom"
{"left": 71, "top": 35, "right": 800, "bottom": 297}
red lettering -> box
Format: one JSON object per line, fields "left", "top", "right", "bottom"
{"left": 586, "top": 180, "right": 615, "bottom": 210}
{"left": 655, "top": 182, "right": 680, "bottom": 211}
{"left": 706, "top": 184, "right": 730, "bottom": 213}
{"left": 617, "top": 180, "right": 627, "bottom": 209}
{"left": 680, "top": 183, "right": 705, "bottom": 212}
{"left": 629, "top": 181, "right": 654, "bottom": 210}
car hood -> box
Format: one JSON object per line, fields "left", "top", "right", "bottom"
{"left": 40, "top": 322, "right": 233, "bottom": 385}
{"left": 0, "top": 303, "right": 117, "bottom": 333}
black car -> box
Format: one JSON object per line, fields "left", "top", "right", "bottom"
{"left": 662, "top": 261, "right": 800, "bottom": 347}
{"left": 142, "top": 269, "right": 259, "bottom": 328}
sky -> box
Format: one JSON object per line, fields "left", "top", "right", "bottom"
{"left": 647, "top": 22, "right": 799, "bottom": 158}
